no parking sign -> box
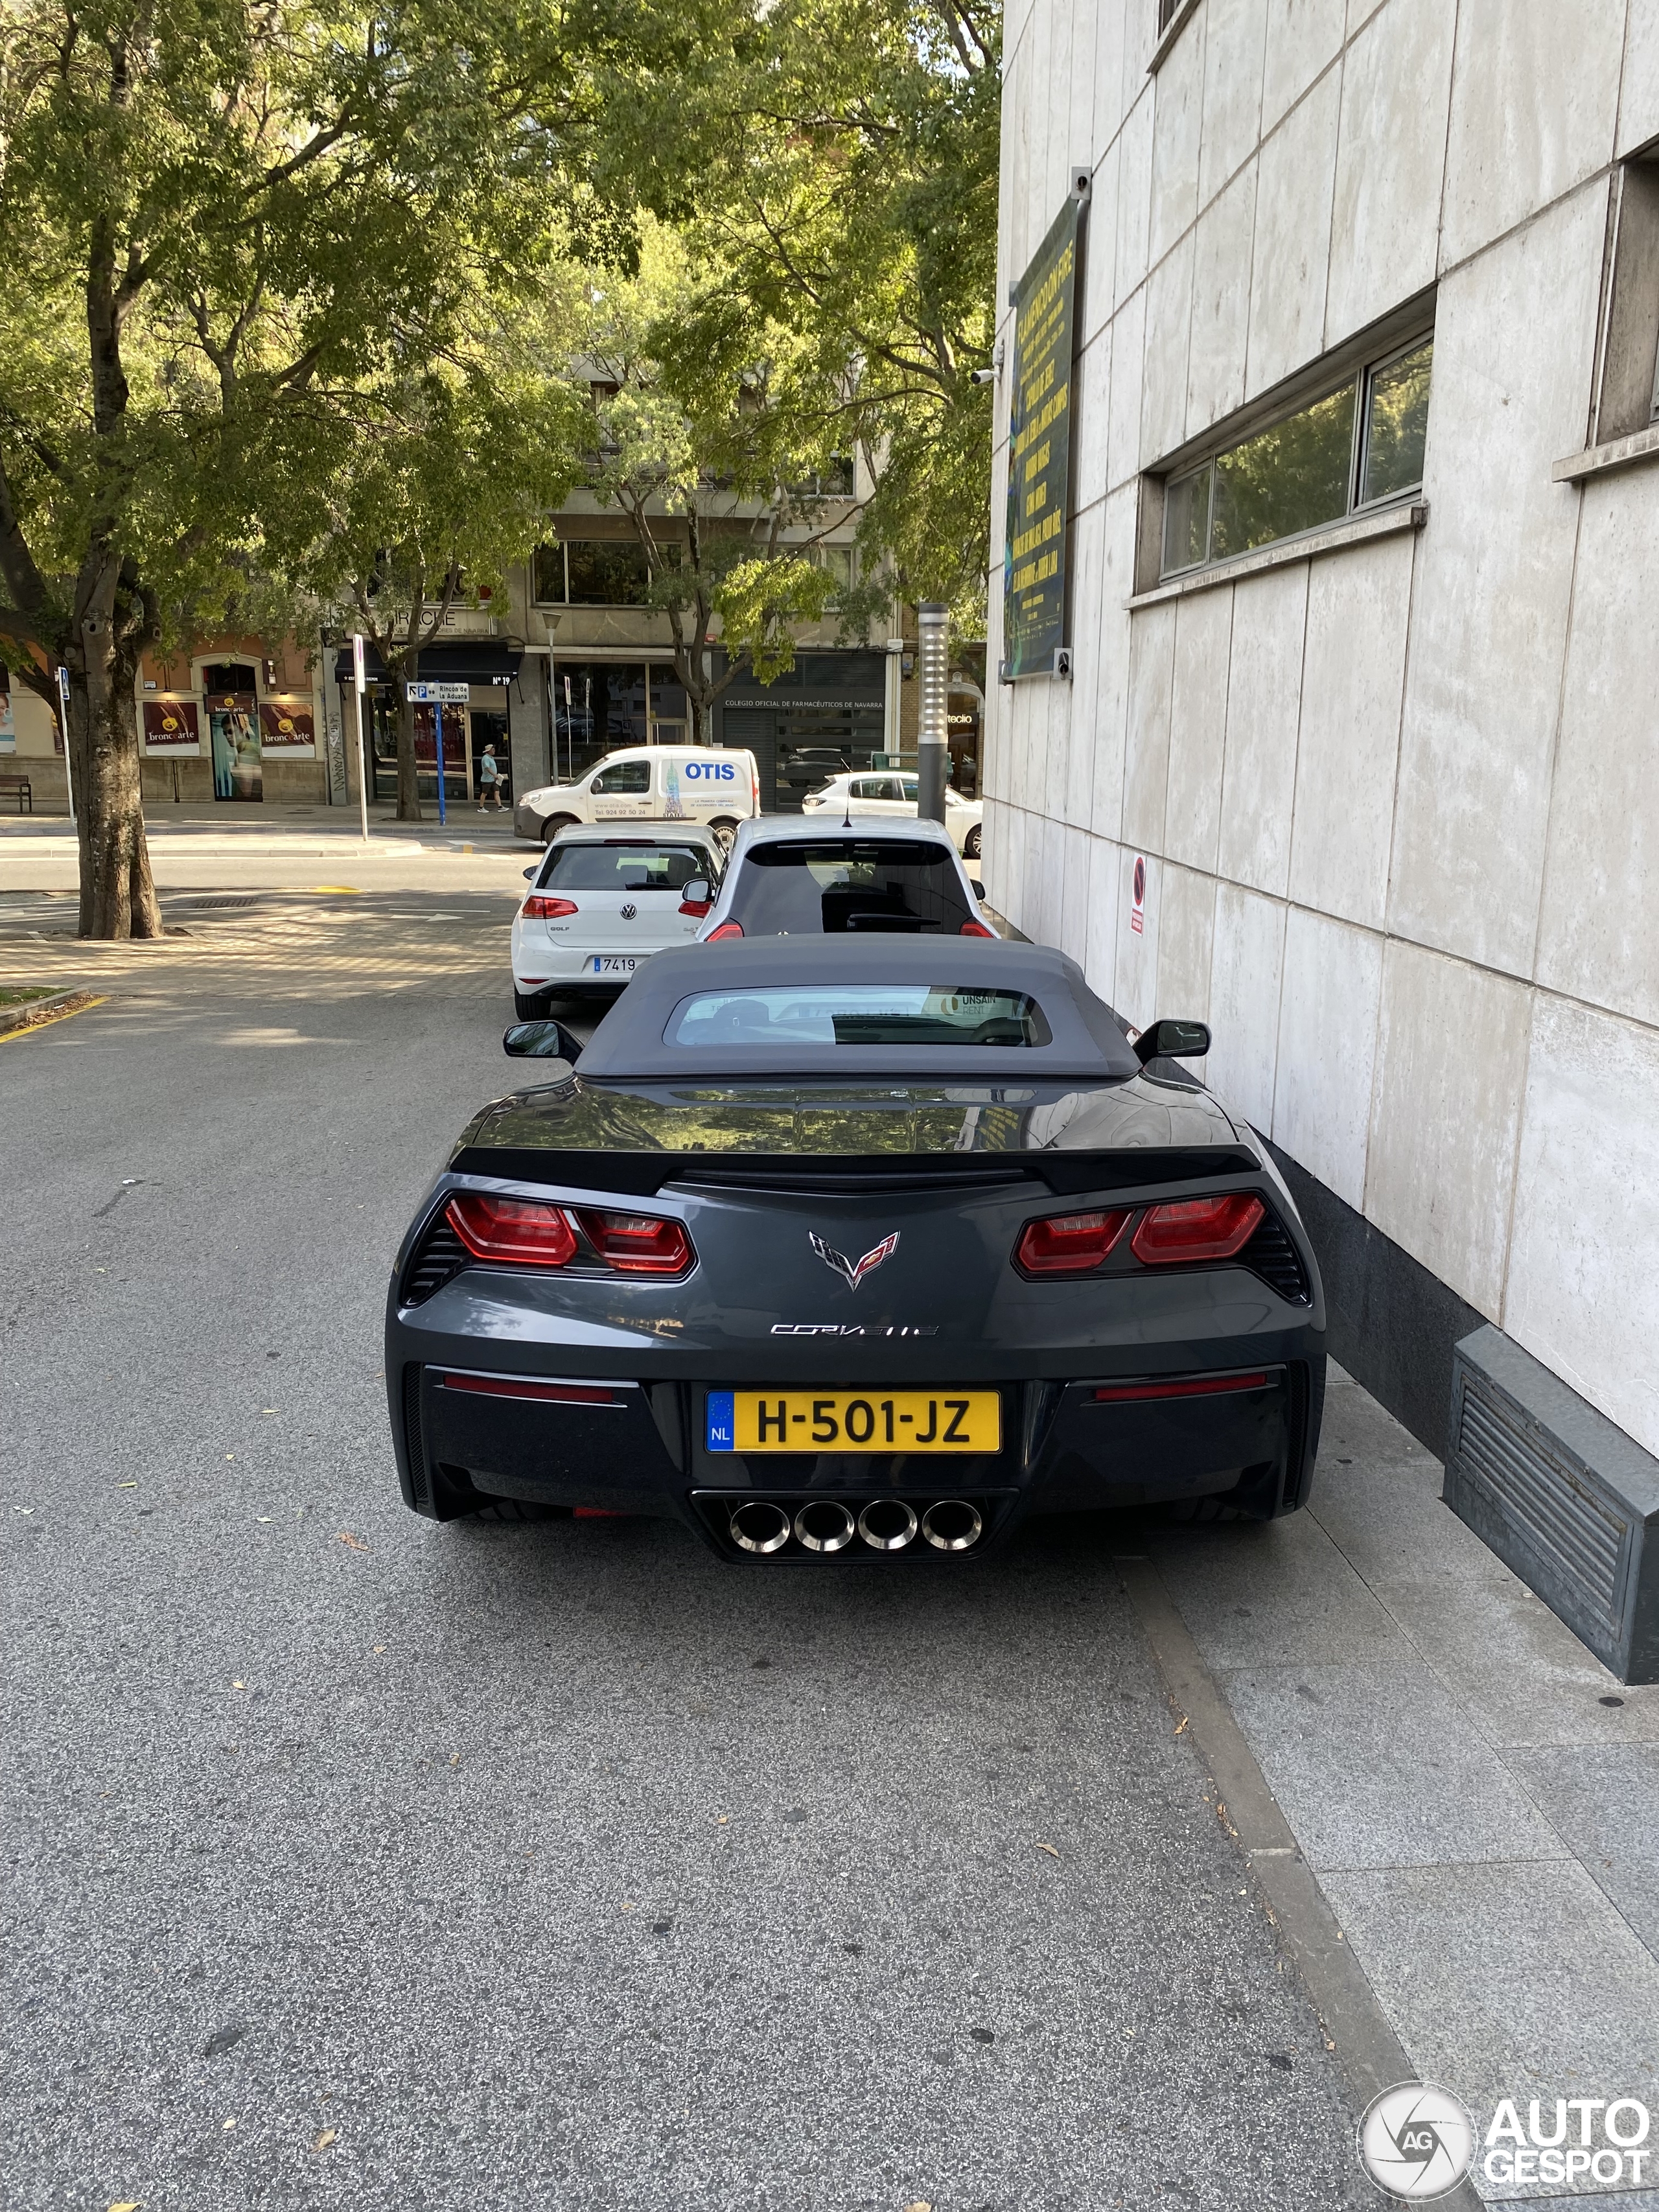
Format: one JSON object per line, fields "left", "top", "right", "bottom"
{"left": 1130, "top": 853, "right": 1146, "bottom": 935}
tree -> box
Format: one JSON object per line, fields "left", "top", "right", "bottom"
{"left": 585, "top": 0, "right": 1001, "bottom": 634}
{"left": 556, "top": 230, "right": 855, "bottom": 740}
{"left": 0, "top": 0, "right": 595, "bottom": 934}
{"left": 264, "top": 331, "right": 587, "bottom": 818}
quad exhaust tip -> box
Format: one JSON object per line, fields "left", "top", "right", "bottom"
{"left": 922, "top": 1498, "right": 983, "bottom": 1552}
{"left": 795, "top": 1500, "right": 856, "bottom": 1553}
{"left": 729, "top": 1500, "right": 792, "bottom": 1554}
{"left": 857, "top": 1498, "right": 918, "bottom": 1552}
{"left": 728, "top": 1496, "right": 984, "bottom": 1555}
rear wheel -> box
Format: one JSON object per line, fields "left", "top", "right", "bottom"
{"left": 964, "top": 824, "right": 982, "bottom": 861}
{"left": 541, "top": 813, "right": 578, "bottom": 846}
{"left": 514, "top": 988, "right": 551, "bottom": 1021}
{"left": 708, "top": 816, "right": 739, "bottom": 859}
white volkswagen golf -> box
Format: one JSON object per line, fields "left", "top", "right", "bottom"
{"left": 511, "top": 822, "right": 726, "bottom": 1016}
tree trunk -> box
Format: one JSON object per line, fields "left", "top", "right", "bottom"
{"left": 395, "top": 684, "right": 423, "bottom": 821}
{"left": 75, "top": 625, "right": 161, "bottom": 941}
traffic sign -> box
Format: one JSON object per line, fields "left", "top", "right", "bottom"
{"left": 405, "top": 680, "right": 469, "bottom": 704}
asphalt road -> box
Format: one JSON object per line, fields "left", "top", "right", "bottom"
{"left": 1, "top": 891, "right": 1371, "bottom": 2211}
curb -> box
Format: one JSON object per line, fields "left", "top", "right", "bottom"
{"left": 0, "top": 988, "right": 85, "bottom": 1034}
{"left": 1115, "top": 1551, "right": 1485, "bottom": 2212}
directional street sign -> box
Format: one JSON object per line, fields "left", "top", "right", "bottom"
{"left": 405, "top": 680, "right": 470, "bottom": 704}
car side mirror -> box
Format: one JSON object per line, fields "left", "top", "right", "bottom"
{"left": 680, "top": 876, "right": 711, "bottom": 905}
{"left": 522, "top": 866, "right": 537, "bottom": 880}
{"left": 1134, "top": 1018, "right": 1211, "bottom": 1064}
{"left": 971, "top": 881, "right": 987, "bottom": 900}
{"left": 503, "top": 1019, "right": 583, "bottom": 1062}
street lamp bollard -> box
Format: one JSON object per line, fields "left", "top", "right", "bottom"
{"left": 916, "top": 601, "right": 949, "bottom": 826}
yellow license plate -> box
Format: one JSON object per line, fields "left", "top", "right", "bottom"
{"left": 715, "top": 1390, "right": 1001, "bottom": 1454}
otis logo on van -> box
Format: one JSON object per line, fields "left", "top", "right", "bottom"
{"left": 683, "top": 760, "right": 736, "bottom": 781}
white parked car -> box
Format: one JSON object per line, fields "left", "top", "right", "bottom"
{"left": 511, "top": 822, "right": 726, "bottom": 1016}
{"left": 800, "top": 769, "right": 982, "bottom": 860}
{"left": 696, "top": 815, "right": 996, "bottom": 940}
{"left": 513, "top": 745, "right": 760, "bottom": 853}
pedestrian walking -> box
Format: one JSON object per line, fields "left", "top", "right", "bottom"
{"left": 477, "top": 743, "right": 504, "bottom": 811}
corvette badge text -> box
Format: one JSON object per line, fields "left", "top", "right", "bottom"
{"left": 1359, "top": 2082, "right": 1654, "bottom": 2200}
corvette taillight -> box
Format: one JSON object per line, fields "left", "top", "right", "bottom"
{"left": 582, "top": 1210, "right": 693, "bottom": 1274}
{"left": 1131, "top": 1194, "right": 1264, "bottom": 1264}
{"left": 524, "top": 894, "right": 578, "bottom": 920}
{"left": 1014, "top": 1209, "right": 1132, "bottom": 1277}
{"left": 706, "top": 920, "right": 743, "bottom": 939}
{"left": 446, "top": 1193, "right": 578, "bottom": 1266}
{"left": 443, "top": 1195, "right": 694, "bottom": 1277}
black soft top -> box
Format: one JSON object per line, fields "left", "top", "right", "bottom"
{"left": 573, "top": 937, "right": 1142, "bottom": 1082}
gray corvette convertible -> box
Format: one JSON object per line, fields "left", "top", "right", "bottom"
{"left": 386, "top": 937, "right": 1325, "bottom": 1559}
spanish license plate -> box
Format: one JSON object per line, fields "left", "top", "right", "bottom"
{"left": 590, "top": 955, "right": 638, "bottom": 975}
{"left": 706, "top": 1389, "right": 1001, "bottom": 1454}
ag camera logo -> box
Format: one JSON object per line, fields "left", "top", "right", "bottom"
{"left": 1359, "top": 2083, "right": 1476, "bottom": 2200}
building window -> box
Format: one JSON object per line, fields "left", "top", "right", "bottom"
{"left": 815, "top": 544, "right": 857, "bottom": 606}
{"left": 1591, "top": 154, "right": 1659, "bottom": 445}
{"left": 1157, "top": 0, "right": 1182, "bottom": 27}
{"left": 1159, "top": 333, "right": 1433, "bottom": 579}
{"left": 532, "top": 539, "right": 654, "bottom": 606}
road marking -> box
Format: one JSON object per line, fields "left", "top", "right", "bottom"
{"left": 0, "top": 993, "right": 107, "bottom": 1042}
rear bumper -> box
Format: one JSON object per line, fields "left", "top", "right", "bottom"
{"left": 387, "top": 1342, "right": 1325, "bottom": 1554}
{"left": 511, "top": 943, "right": 672, "bottom": 990}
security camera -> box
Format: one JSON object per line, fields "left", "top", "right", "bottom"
{"left": 970, "top": 369, "right": 995, "bottom": 386}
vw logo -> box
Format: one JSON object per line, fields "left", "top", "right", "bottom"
{"left": 620, "top": 903, "right": 637, "bottom": 921}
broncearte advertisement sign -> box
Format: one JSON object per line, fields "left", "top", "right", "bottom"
{"left": 1001, "top": 183, "right": 1087, "bottom": 680}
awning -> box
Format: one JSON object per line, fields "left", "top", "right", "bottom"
{"left": 332, "top": 641, "right": 524, "bottom": 686}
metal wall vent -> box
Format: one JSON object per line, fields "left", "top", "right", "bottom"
{"left": 1444, "top": 1326, "right": 1659, "bottom": 1684}
{"left": 1454, "top": 1390, "right": 1625, "bottom": 1624}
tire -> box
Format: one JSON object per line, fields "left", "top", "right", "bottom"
{"left": 541, "top": 813, "right": 578, "bottom": 847}
{"left": 964, "top": 824, "right": 982, "bottom": 861}
{"left": 514, "top": 988, "right": 551, "bottom": 1021}
{"left": 708, "top": 816, "right": 739, "bottom": 858}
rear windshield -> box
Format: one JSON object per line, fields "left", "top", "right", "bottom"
{"left": 666, "top": 984, "right": 1052, "bottom": 1048}
{"left": 538, "top": 843, "right": 710, "bottom": 892}
{"left": 726, "top": 839, "right": 975, "bottom": 935}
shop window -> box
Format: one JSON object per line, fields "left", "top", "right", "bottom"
{"left": 1159, "top": 329, "right": 1433, "bottom": 579}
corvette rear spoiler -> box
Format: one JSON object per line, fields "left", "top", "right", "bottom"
{"left": 443, "top": 1143, "right": 1265, "bottom": 1199}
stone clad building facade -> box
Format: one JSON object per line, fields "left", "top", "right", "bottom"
{"left": 984, "top": 0, "right": 1659, "bottom": 1476}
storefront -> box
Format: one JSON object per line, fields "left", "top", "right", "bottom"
{"left": 139, "top": 655, "right": 321, "bottom": 804}
{"left": 332, "top": 642, "right": 520, "bottom": 808}
{"left": 713, "top": 649, "right": 892, "bottom": 813}
{"left": 546, "top": 660, "right": 690, "bottom": 786}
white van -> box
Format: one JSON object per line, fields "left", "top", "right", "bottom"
{"left": 514, "top": 745, "right": 761, "bottom": 852}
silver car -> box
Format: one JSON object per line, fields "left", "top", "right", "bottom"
{"left": 694, "top": 816, "right": 995, "bottom": 941}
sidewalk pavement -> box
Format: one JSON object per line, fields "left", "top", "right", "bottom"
{"left": 1148, "top": 1366, "right": 1659, "bottom": 2204}
{"left": 0, "top": 798, "right": 527, "bottom": 849}
{"left": 0, "top": 802, "right": 536, "bottom": 894}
